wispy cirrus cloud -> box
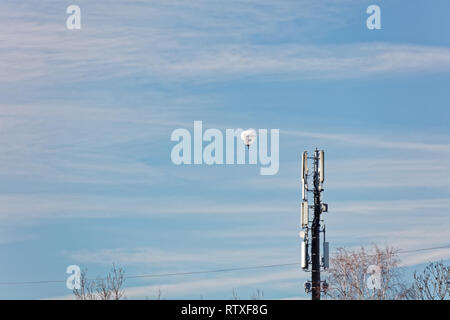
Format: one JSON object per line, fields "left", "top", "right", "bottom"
{"left": 283, "top": 129, "right": 450, "bottom": 153}
{"left": 47, "top": 267, "right": 304, "bottom": 300}
{"left": 241, "top": 159, "right": 450, "bottom": 190}
{"left": 2, "top": 1, "right": 450, "bottom": 84}
{"left": 0, "top": 193, "right": 293, "bottom": 223}
{"left": 121, "top": 268, "right": 303, "bottom": 300}
{"left": 63, "top": 246, "right": 295, "bottom": 267}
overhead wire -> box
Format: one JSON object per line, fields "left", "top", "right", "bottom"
{"left": 0, "top": 244, "right": 448, "bottom": 286}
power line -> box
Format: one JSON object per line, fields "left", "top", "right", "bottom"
{"left": 126, "top": 263, "right": 298, "bottom": 280}
{"left": 398, "top": 245, "right": 450, "bottom": 254}
{"left": 0, "top": 244, "right": 448, "bottom": 286}
{"left": 0, "top": 263, "right": 299, "bottom": 286}
{"left": 0, "top": 279, "right": 65, "bottom": 286}
{"left": 331, "top": 245, "right": 450, "bottom": 256}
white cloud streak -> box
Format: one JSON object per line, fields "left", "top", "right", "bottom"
{"left": 283, "top": 130, "right": 450, "bottom": 153}
{"left": 1, "top": 1, "right": 450, "bottom": 84}
{"left": 64, "top": 246, "right": 295, "bottom": 268}
{"left": 47, "top": 267, "right": 304, "bottom": 300}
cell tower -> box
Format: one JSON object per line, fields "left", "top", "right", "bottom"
{"left": 300, "top": 149, "right": 329, "bottom": 300}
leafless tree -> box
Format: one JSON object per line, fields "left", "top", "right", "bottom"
{"left": 408, "top": 261, "right": 449, "bottom": 300}
{"left": 251, "top": 289, "right": 264, "bottom": 300}
{"left": 324, "top": 244, "right": 408, "bottom": 300}
{"left": 231, "top": 288, "right": 239, "bottom": 300}
{"left": 73, "top": 268, "right": 97, "bottom": 300}
{"left": 157, "top": 288, "right": 163, "bottom": 300}
{"left": 229, "top": 288, "right": 264, "bottom": 300}
{"left": 73, "top": 264, "right": 126, "bottom": 300}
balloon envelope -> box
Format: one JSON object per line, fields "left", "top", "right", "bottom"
{"left": 240, "top": 129, "right": 257, "bottom": 146}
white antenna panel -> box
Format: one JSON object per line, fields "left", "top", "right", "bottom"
{"left": 301, "top": 240, "right": 308, "bottom": 269}
{"left": 301, "top": 201, "right": 308, "bottom": 227}
{"left": 301, "top": 151, "right": 308, "bottom": 181}
{"left": 319, "top": 150, "right": 325, "bottom": 183}
{"left": 302, "top": 182, "right": 307, "bottom": 201}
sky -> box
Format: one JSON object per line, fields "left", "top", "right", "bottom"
{"left": 0, "top": 0, "right": 450, "bottom": 299}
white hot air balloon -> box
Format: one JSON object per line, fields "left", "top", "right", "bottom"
{"left": 240, "top": 129, "right": 257, "bottom": 149}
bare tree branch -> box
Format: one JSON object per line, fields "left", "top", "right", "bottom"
{"left": 410, "top": 261, "right": 449, "bottom": 300}
{"left": 73, "top": 264, "right": 126, "bottom": 300}
{"left": 325, "top": 244, "right": 407, "bottom": 300}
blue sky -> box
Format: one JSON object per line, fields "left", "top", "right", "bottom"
{"left": 0, "top": 0, "right": 450, "bottom": 299}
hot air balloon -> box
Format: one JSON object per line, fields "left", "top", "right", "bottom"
{"left": 240, "top": 129, "right": 257, "bottom": 149}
